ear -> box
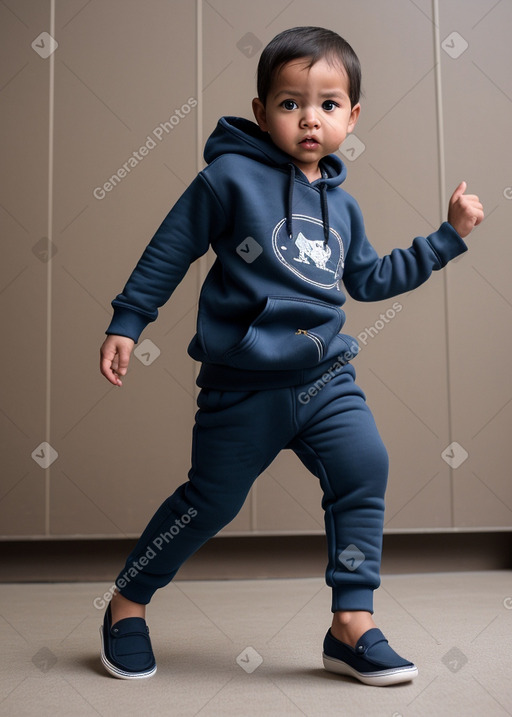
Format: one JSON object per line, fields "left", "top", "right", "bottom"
{"left": 252, "top": 98, "right": 269, "bottom": 131}
{"left": 347, "top": 102, "right": 361, "bottom": 134}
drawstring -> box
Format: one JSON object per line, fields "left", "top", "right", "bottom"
{"left": 320, "top": 183, "right": 330, "bottom": 245}
{"left": 286, "top": 163, "right": 330, "bottom": 245}
{"left": 286, "top": 163, "right": 295, "bottom": 240}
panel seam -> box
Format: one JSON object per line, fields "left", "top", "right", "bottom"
{"left": 432, "top": 0, "right": 455, "bottom": 527}
{"left": 45, "top": 0, "right": 56, "bottom": 535}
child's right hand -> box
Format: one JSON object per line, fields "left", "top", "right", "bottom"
{"left": 100, "top": 334, "right": 135, "bottom": 386}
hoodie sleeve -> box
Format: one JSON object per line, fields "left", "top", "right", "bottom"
{"left": 342, "top": 200, "right": 468, "bottom": 302}
{"left": 106, "top": 173, "right": 226, "bottom": 341}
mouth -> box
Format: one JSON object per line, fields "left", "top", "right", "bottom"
{"left": 299, "top": 137, "right": 320, "bottom": 149}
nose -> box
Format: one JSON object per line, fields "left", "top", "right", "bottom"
{"left": 299, "top": 106, "right": 320, "bottom": 128}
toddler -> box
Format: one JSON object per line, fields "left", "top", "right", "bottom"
{"left": 99, "top": 26, "right": 483, "bottom": 685}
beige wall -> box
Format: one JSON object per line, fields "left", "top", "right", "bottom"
{"left": 1, "top": 0, "right": 511, "bottom": 539}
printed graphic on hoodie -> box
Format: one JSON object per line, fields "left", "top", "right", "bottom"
{"left": 272, "top": 214, "right": 344, "bottom": 289}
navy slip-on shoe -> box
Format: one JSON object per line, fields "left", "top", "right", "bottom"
{"left": 322, "top": 628, "right": 418, "bottom": 686}
{"left": 100, "top": 603, "right": 157, "bottom": 679}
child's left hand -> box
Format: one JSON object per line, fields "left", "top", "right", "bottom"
{"left": 447, "top": 181, "right": 484, "bottom": 238}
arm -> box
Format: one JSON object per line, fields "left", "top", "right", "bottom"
{"left": 99, "top": 173, "right": 226, "bottom": 386}
{"left": 105, "top": 173, "right": 226, "bottom": 342}
{"left": 343, "top": 183, "right": 484, "bottom": 302}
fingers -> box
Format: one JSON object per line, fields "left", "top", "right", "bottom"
{"left": 100, "top": 335, "right": 135, "bottom": 386}
{"left": 450, "top": 182, "right": 483, "bottom": 216}
{"left": 473, "top": 202, "right": 484, "bottom": 226}
{"left": 459, "top": 194, "right": 484, "bottom": 225}
{"left": 467, "top": 198, "right": 484, "bottom": 226}
{"left": 116, "top": 343, "right": 132, "bottom": 377}
{"left": 100, "top": 353, "right": 121, "bottom": 386}
{"left": 100, "top": 344, "right": 122, "bottom": 386}
{"left": 450, "top": 180, "right": 467, "bottom": 204}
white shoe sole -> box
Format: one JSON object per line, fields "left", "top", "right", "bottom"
{"left": 100, "top": 626, "right": 157, "bottom": 680}
{"left": 322, "top": 653, "right": 418, "bottom": 686}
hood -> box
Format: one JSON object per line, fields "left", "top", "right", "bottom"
{"left": 204, "top": 116, "right": 347, "bottom": 186}
{"left": 204, "top": 117, "right": 348, "bottom": 244}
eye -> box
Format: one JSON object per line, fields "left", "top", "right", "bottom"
{"left": 322, "top": 100, "right": 339, "bottom": 111}
{"left": 281, "top": 99, "right": 298, "bottom": 111}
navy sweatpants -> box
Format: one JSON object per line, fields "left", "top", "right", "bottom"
{"left": 115, "top": 364, "right": 389, "bottom": 613}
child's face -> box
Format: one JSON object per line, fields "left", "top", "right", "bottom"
{"left": 253, "top": 57, "right": 360, "bottom": 182}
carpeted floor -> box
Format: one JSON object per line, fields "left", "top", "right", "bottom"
{"left": 1, "top": 572, "right": 511, "bottom": 716}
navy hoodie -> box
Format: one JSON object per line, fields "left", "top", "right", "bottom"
{"left": 106, "top": 116, "right": 467, "bottom": 389}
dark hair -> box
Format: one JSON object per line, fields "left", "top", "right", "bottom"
{"left": 257, "top": 26, "right": 361, "bottom": 108}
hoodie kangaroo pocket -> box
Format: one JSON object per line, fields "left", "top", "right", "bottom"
{"left": 222, "top": 296, "right": 343, "bottom": 370}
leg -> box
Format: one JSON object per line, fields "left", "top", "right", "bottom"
{"left": 290, "top": 365, "right": 388, "bottom": 635}
{"left": 111, "top": 387, "right": 297, "bottom": 617}
{"left": 290, "top": 365, "right": 417, "bottom": 685}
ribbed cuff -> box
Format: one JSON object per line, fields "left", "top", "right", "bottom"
{"left": 427, "top": 221, "right": 468, "bottom": 267}
{"left": 115, "top": 579, "right": 154, "bottom": 605}
{"left": 331, "top": 585, "right": 375, "bottom": 614}
{"left": 106, "top": 305, "right": 153, "bottom": 343}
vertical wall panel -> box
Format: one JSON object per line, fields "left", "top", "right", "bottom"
{"left": 324, "top": 0, "right": 453, "bottom": 531}
{"left": 439, "top": 0, "right": 512, "bottom": 527}
{"left": 0, "top": 0, "right": 52, "bottom": 535}
{"left": 48, "top": 0, "right": 201, "bottom": 536}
